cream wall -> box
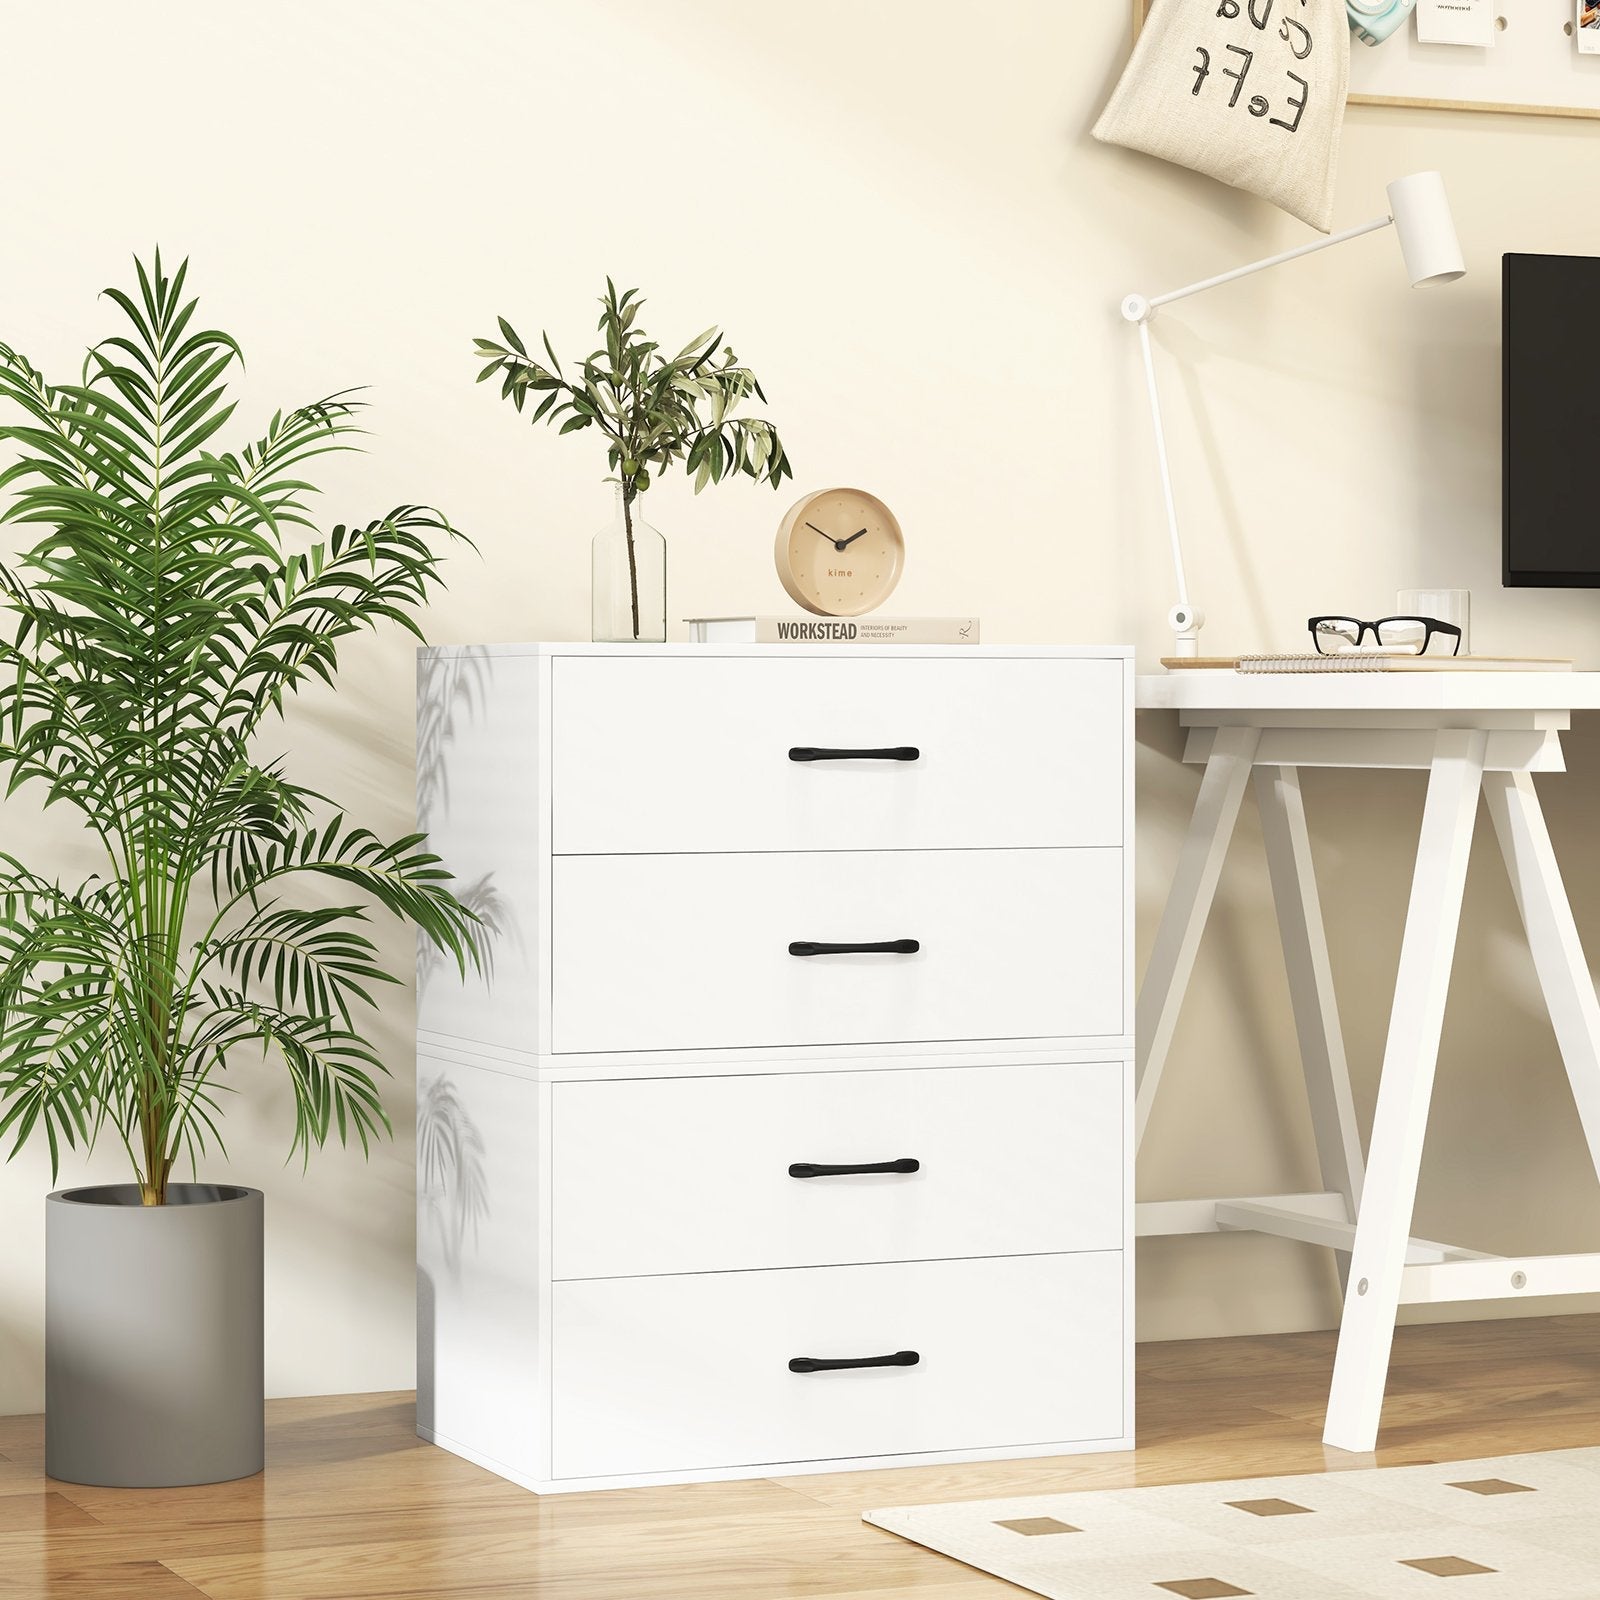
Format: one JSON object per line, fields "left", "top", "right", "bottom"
{"left": 2, "top": 0, "right": 1600, "bottom": 1414}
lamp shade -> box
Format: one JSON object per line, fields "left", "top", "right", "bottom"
{"left": 1386, "top": 171, "right": 1465, "bottom": 287}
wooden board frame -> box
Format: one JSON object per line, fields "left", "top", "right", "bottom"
{"left": 1129, "top": 0, "right": 1600, "bottom": 119}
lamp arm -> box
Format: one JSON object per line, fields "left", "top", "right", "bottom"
{"left": 1123, "top": 210, "right": 1395, "bottom": 658}
{"left": 1147, "top": 213, "right": 1393, "bottom": 312}
{"left": 1135, "top": 318, "right": 1190, "bottom": 618}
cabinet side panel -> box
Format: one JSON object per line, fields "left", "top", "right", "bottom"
{"left": 1121, "top": 658, "right": 1135, "bottom": 1442}
{"left": 416, "top": 649, "right": 544, "bottom": 1053}
{"left": 416, "top": 1054, "right": 542, "bottom": 1477}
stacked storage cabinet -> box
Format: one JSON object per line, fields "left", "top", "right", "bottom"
{"left": 415, "top": 643, "right": 1133, "bottom": 1492}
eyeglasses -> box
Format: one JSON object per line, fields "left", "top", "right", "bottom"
{"left": 1308, "top": 615, "right": 1462, "bottom": 657}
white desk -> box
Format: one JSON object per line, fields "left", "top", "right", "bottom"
{"left": 1136, "top": 671, "right": 1600, "bottom": 1453}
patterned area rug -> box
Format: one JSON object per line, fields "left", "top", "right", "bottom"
{"left": 865, "top": 1448, "right": 1600, "bottom": 1598}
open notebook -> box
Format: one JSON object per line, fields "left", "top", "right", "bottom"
{"left": 1237, "top": 653, "right": 1572, "bottom": 674}
{"left": 1160, "top": 655, "right": 1572, "bottom": 673}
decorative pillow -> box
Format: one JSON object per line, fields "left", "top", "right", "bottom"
{"left": 1094, "top": 0, "right": 1351, "bottom": 232}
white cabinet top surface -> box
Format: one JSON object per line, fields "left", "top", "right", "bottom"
{"left": 418, "top": 641, "right": 1133, "bottom": 660}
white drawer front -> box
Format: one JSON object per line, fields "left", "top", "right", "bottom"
{"left": 550, "top": 848, "right": 1124, "bottom": 1054}
{"left": 552, "top": 1062, "right": 1122, "bottom": 1280}
{"left": 550, "top": 655, "right": 1123, "bottom": 855}
{"left": 550, "top": 1253, "right": 1124, "bottom": 1480}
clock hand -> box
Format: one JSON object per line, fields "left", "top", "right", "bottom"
{"left": 806, "top": 520, "right": 862, "bottom": 553}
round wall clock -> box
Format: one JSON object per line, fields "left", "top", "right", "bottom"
{"left": 774, "top": 487, "right": 904, "bottom": 617}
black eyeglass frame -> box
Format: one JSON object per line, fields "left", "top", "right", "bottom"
{"left": 1307, "top": 615, "right": 1463, "bottom": 657}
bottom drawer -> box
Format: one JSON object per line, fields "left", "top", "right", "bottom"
{"left": 550, "top": 1253, "right": 1124, "bottom": 1481}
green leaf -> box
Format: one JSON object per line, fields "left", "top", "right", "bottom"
{"left": 496, "top": 316, "right": 527, "bottom": 357}
{"left": 0, "top": 254, "right": 483, "bottom": 1204}
{"left": 472, "top": 285, "right": 790, "bottom": 505}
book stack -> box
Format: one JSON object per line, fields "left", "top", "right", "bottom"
{"left": 687, "top": 616, "right": 979, "bottom": 645}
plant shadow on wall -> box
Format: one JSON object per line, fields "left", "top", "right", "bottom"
{"left": 415, "top": 648, "right": 510, "bottom": 1006}
{"left": 415, "top": 648, "right": 504, "bottom": 1284}
{"left": 474, "top": 281, "right": 794, "bottom": 643}
{"left": 0, "top": 253, "right": 483, "bottom": 1207}
{"left": 416, "top": 1074, "right": 489, "bottom": 1277}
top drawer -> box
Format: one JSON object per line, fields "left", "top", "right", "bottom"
{"left": 550, "top": 654, "right": 1124, "bottom": 855}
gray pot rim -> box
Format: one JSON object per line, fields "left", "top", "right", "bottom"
{"left": 47, "top": 1183, "right": 260, "bottom": 1208}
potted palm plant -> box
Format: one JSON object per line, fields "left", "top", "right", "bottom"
{"left": 0, "top": 254, "right": 479, "bottom": 1487}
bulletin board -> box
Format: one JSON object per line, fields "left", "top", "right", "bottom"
{"left": 1129, "top": 0, "right": 1600, "bottom": 119}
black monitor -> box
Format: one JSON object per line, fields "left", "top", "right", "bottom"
{"left": 1503, "top": 252, "right": 1600, "bottom": 588}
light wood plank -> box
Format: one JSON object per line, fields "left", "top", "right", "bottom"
{"left": 4, "top": 1319, "right": 1600, "bottom": 1598}
{"left": 0, "top": 1489, "right": 98, "bottom": 1536}
{"left": 0, "top": 1553, "right": 208, "bottom": 1600}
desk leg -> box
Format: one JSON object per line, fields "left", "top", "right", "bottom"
{"left": 1323, "top": 729, "right": 1486, "bottom": 1454}
{"left": 1135, "top": 724, "right": 1260, "bottom": 1153}
{"left": 1256, "top": 766, "right": 1365, "bottom": 1253}
{"left": 1483, "top": 770, "right": 1600, "bottom": 1181}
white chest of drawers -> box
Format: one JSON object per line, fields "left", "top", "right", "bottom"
{"left": 414, "top": 643, "right": 1133, "bottom": 1493}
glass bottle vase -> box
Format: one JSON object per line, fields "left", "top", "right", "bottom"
{"left": 592, "top": 489, "right": 666, "bottom": 643}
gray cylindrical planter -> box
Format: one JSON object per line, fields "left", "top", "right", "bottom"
{"left": 46, "top": 1183, "right": 264, "bottom": 1487}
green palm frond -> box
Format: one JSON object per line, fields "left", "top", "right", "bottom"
{"left": 189, "top": 985, "right": 393, "bottom": 1163}
{"left": 199, "top": 904, "right": 394, "bottom": 1027}
{"left": 0, "top": 251, "right": 480, "bottom": 1204}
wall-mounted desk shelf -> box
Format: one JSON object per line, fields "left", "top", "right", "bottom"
{"left": 1131, "top": 0, "right": 1600, "bottom": 120}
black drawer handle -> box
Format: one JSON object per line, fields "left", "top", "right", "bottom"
{"left": 789, "top": 1350, "right": 920, "bottom": 1374}
{"left": 789, "top": 746, "right": 920, "bottom": 763}
{"left": 788, "top": 1158, "right": 921, "bottom": 1179}
{"left": 788, "top": 939, "right": 920, "bottom": 958}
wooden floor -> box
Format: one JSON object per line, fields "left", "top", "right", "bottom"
{"left": 5, "top": 1316, "right": 1600, "bottom": 1599}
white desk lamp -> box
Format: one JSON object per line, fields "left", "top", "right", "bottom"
{"left": 1121, "top": 171, "right": 1466, "bottom": 659}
